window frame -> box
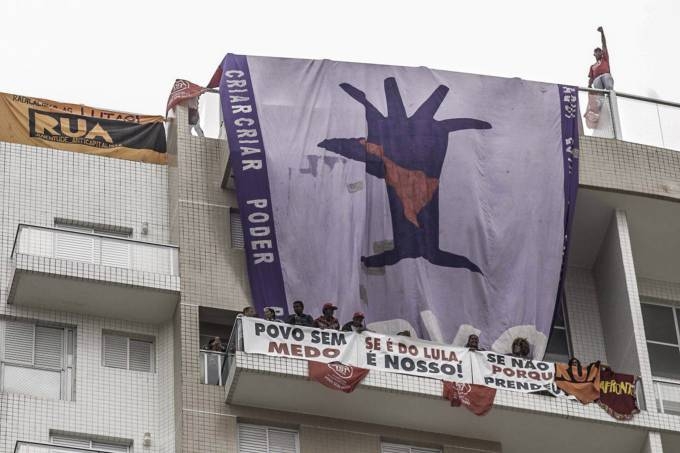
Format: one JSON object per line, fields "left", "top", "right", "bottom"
{"left": 102, "top": 330, "right": 155, "bottom": 373}
{"left": 0, "top": 319, "right": 76, "bottom": 401}
{"left": 230, "top": 208, "right": 244, "bottom": 250}
{"left": 381, "top": 441, "right": 442, "bottom": 453}
{"left": 641, "top": 299, "right": 680, "bottom": 382}
{"left": 237, "top": 423, "right": 299, "bottom": 453}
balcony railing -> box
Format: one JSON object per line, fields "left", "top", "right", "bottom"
{"left": 200, "top": 350, "right": 229, "bottom": 385}
{"left": 578, "top": 87, "right": 680, "bottom": 152}
{"left": 653, "top": 378, "right": 680, "bottom": 416}
{"left": 14, "top": 441, "right": 117, "bottom": 453}
{"left": 12, "top": 224, "right": 179, "bottom": 276}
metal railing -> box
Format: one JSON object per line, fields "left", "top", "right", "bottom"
{"left": 195, "top": 87, "right": 680, "bottom": 152}
{"left": 12, "top": 224, "right": 179, "bottom": 276}
{"left": 653, "top": 378, "right": 680, "bottom": 415}
{"left": 200, "top": 350, "right": 229, "bottom": 385}
{"left": 14, "top": 441, "right": 116, "bottom": 453}
{"left": 578, "top": 87, "right": 680, "bottom": 152}
{"left": 223, "top": 317, "right": 243, "bottom": 386}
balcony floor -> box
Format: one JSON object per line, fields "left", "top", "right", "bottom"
{"left": 227, "top": 353, "right": 656, "bottom": 453}
{"left": 9, "top": 255, "right": 179, "bottom": 323}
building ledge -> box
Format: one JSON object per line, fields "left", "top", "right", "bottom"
{"left": 226, "top": 351, "right": 680, "bottom": 452}
{"left": 8, "top": 225, "right": 180, "bottom": 323}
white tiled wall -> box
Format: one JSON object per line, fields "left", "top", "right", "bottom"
{"left": 0, "top": 141, "right": 175, "bottom": 452}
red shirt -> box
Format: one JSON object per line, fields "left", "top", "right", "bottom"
{"left": 589, "top": 49, "right": 611, "bottom": 80}
{"left": 314, "top": 316, "right": 340, "bottom": 330}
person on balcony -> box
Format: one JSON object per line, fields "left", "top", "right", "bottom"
{"left": 206, "top": 336, "right": 226, "bottom": 353}
{"left": 588, "top": 26, "right": 613, "bottom": 90}
{"left": 264, "top": 307, "right": 281, "bottom": 322}
{"left": 287, "top": 300, "right": 315, "bottom": 326}
{"left": 510, "top": 337, "right": 531, "bottom": 358}
{"left": 342, "top": 312, "right": 368, "bottom": 333}
{"left": 314, "top": 303, "right": 340, "bottom": 330}
{"left": 465, "top": 334, "right": 483, "bottom": 351}
{"left": 242, "top": 306, "right": 258, "bottom": 317}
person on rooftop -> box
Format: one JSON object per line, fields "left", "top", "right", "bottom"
{"left": 286, "top": 300, "right": 314, "bottom": 326}
{"left": 342, "top": 312, "right": 368, "bottom": 333}
{"left": 588, "top": 26, "right": 613, "bottom": 90}
{"left": 314, "top": 302, "right": 340, "bottom": 330}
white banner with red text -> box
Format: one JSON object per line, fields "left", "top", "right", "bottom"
{"left": 356, "top": 331, "right": 470, "bottom": 382}
{"left": 240, "top": 318, "right": 575, "bottom": 392}
{"left": 241, "top": 316, "right": 359, "bottom": 364}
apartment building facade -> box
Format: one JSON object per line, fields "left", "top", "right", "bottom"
{"left": 2, "top": 86, "right": 680, "bottom": 453}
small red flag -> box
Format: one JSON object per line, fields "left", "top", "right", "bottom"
{"left": 308, "top": 361, "right": 369, "bottom": 393}
{"left": 166, "top": 79, "right": 207, "bottom": 113}
{"left": 443, "top": 381, "right": 496, "bottom": 416}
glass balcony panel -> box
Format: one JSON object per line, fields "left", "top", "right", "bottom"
{"left": 200, "top": 350, "right": 227, "bottom": 385}
{"left": 578, "top": 89, "right": 615, "bottom": 138}
{"left": 658, "top": 104, "right": 680, "bottom": 151}
{"left": 13, "top": 225, "right": 178, "bottom": 276}
{"left": 19, "top": 227, "right": 53, "bottom": 258}
{"left": 617, "top": 96, "right": 665, "bottom": 148}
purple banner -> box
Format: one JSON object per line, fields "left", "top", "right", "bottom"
{"left": 218, "top": 54, "right": 287, "bottom": 316}
{"left": 218, "top": 54, "right": 579, "bottom": 358}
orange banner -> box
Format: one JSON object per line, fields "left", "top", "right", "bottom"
{"left": 0, "top": 92, "right": 167, "bottom": 164}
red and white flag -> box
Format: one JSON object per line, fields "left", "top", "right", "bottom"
{"left": 443, "top": 381, "right": 496, "bottom": 416}
{"left": 308, "top": 361, "right": 369, "bottom": 393}
{"left": 166, "top": 79, "right": 207, "bottom": 113}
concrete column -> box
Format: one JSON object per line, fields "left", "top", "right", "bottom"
{"left": 594, "top": 210, "right": 656, "bottom": 411}
{"left": 640, "top": 431, "right": 664, "bottom": 453}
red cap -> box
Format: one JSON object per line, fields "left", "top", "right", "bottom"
{"left": 322, "top": 302, "right": 338, "bottom": 310}
{"left": 353, "top": 312, "right": 365, "bottom": 319}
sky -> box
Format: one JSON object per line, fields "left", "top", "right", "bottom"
{"left": 1, "top": 0, "right": 678, "bottom": 119}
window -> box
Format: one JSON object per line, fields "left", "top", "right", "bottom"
{"left": 381, "top": 442, "right": 441, "bottom": 453}
{"left": 230, "top": 208, "right": 244, "bottom": 249}
{"left": 641, "top": 301, "right": 680, "bottom": 380}
{"left": 238, "top": 424, "right": 298, "bottom": 453}
{"left": 543, "top": 301, "right": 571, "bottom": 363}
{"left": 51, "top": 433, "right": 130, "bottom": 452}
{"left": 102, "top": 331, "right": 154, "bottom": 373}
{"left": 1, "top": 320, "right": 75, "bottom": 401}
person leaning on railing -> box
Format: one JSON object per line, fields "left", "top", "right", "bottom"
{"left": 588, "top": 26, "right": 613, "bottom": 90}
